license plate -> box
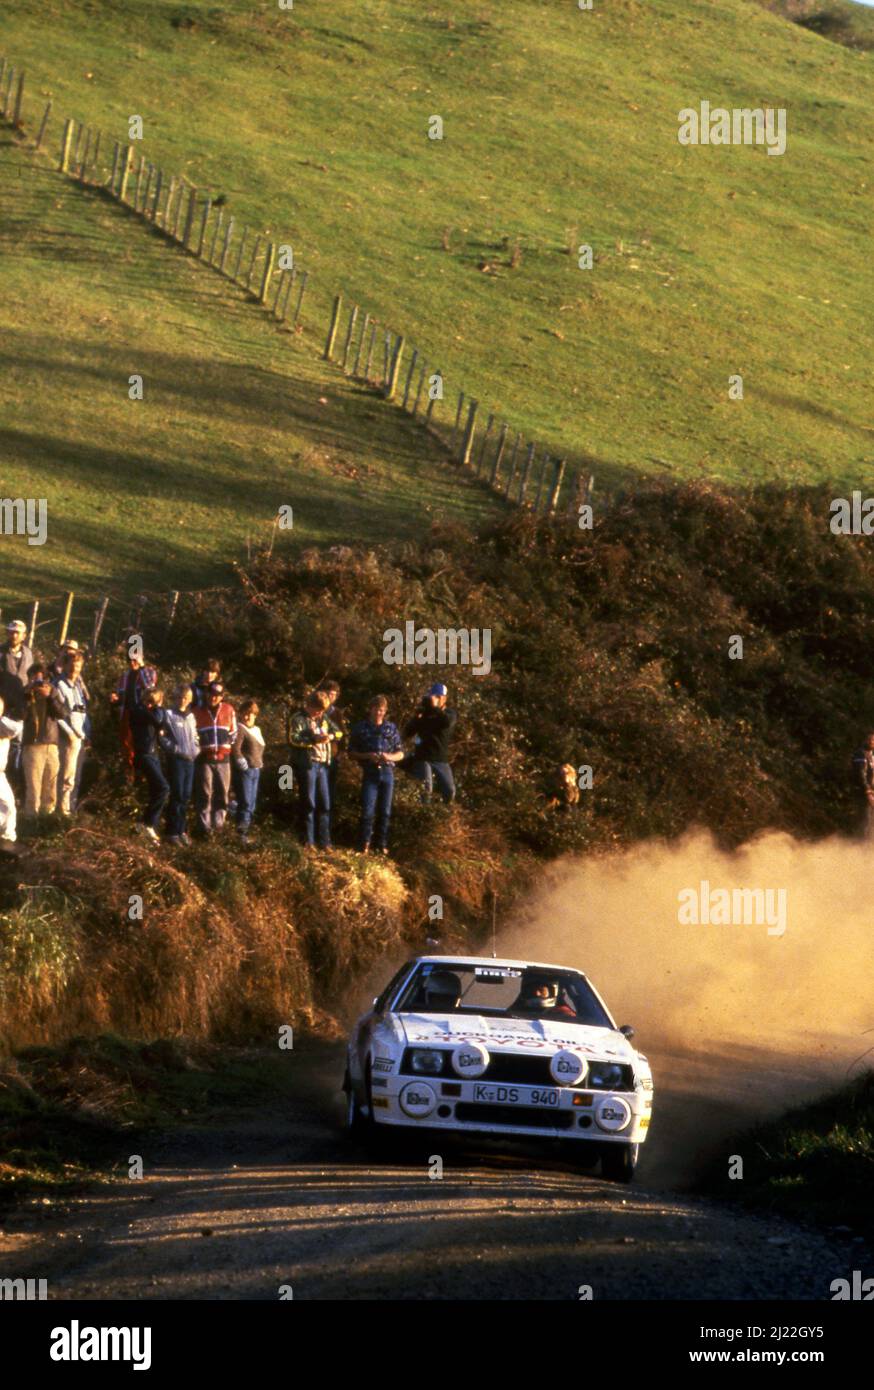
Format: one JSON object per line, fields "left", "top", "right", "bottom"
{"left": 472, "top": 1084, "right": 560, "bottom": 1107}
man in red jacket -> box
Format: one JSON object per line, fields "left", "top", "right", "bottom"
{"left": 193, "top": 681, "right": 237, "bottom": 836}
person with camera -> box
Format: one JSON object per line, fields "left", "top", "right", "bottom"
{"left": 53, "top": 648, "right": 90, "bottom": 818}
{"left": 21, "top": 663, "right": 64, "bottom": 818}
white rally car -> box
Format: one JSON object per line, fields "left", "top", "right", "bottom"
{"left": 343, "top": 956, "right": 653, "bottom": 1182}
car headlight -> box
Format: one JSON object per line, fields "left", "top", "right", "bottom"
{"left": 410, "top": 1048, "right": 444, "bottom": 1075}
{"left": 588, "top": 1062, "right": 626, "bottom": 1089}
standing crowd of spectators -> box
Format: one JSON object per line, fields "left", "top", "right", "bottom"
{"left": 0, "top": 617, "right": 458, "bottom": 857}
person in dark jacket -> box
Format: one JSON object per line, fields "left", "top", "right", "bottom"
{"left": 129, "top": 689, "right": 169, "bottom": 842}
{"left": 349, "top": 695, "right": 404, "bottom": 853}
{"left": 192, "top": 658, "right": 223, "bottom": 710}
{"left": 403, "top": 682, "right": 457, "bottom": 804}
{"left": 192, "top": 681, "right": 237, "bottom": 835}
{"left": 21, "top": 663, "right": 63, "bottom": 817}
{"left": 232, "top": 699, "right": 265, "bottom": 843}
{"left": 0, "top": 619, "right": 36, "bottom": 784}
{"left": 110, "top": 650, "right": 158, "bottom": 774}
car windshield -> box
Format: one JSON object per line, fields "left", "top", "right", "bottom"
{"left": 393, "top": 963, "right": 613, "bottom": 1027}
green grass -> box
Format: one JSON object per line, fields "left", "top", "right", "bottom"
{"left": 0, "top": 129, "right": 502, "bottom": 606}
{"left": 2, "top": 0, "right": 872, "bottom": 508}
{"left": 699, "top": 1070, "right": 874, "bottom": 1242}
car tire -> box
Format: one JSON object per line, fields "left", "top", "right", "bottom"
{"left": 560, "top": 1142, "right": 600, "bottom": 1170}
{"left": 345, "top": 1062, "right": 388, "bottom": 1157}
{"left": 601, "top": 1142, "right": 638, "bottom": 1184}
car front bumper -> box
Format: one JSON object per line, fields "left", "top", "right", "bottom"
{"left": 368, "top": 1073, "right": 652, "bottom": 1144}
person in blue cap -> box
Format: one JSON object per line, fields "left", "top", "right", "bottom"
{"left": 403, "top": 682, "right": 457, "bottom": 805}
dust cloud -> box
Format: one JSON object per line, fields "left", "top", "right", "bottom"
{"left": 497, "top": 831, "right": 874, "bottom": 1177}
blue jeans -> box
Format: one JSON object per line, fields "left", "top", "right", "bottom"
{"left": 411, "top": 759, "right": 455, "bottom": 804}
{"left": 135, "top": 752, "right": 170, "bottom": 829}
{"left": 359, "top": 768, "right": 394, "bottom": 850}
{"left": 234, "top": 766, "right": 261, "bottom": 832}
{"left": 298, "top": 764, "right": 331, "bottom": 847}
{"left": 167, "top": 755, "right": 195, "bottom": 837}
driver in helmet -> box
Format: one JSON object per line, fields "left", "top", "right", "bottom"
{"left": 419, "top": 970, "right": 462, "bottom": 1013}
{"left": 515, "top": 977, "right": 576, "bottom": 1018}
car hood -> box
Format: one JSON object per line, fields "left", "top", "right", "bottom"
{"left": 395, "top": 1013, "right": 633, "bottom": 1060}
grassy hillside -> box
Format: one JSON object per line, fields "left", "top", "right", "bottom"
{"left": 3, "top": 0, "right": 872, "bottom": 497}
{"left": 0, "top": 131, "right": 501, "bottom": 607}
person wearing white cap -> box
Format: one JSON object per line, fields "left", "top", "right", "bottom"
{"left": 0, "top": 692, "right": 24, "bottom": 849}
{"left": 0, "top": 619, "right": 35, "bottom": 783}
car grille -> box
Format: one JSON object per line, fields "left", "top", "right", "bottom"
{"left": 455, "top": 1103, "right": 575, "bottom": 1130}
{"left": 400, "top": 1047, "right": 633, "bottom": 1090}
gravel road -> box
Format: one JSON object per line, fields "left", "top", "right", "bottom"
{"left": 0, "top": 1041, "right": 865, "bottom": 1300}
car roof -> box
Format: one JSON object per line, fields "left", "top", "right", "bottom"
{"left": 411, "top": 955, "right": 585, "bottom": 974}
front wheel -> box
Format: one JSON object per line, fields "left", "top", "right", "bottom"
{"left": 601, "top": 1142, "right": 639, "bottom": 1184}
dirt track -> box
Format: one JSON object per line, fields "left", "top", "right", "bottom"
{"left": 0, "top": 1040, "right": 866, "bottom": 1300}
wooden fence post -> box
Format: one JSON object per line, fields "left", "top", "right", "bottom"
{"left": 383, "top": 331, "right": 392, "bottom": 386}
{"left": 167, "top": 591, "right": 180, "bottom": 631}
{"left": 209, "top": 206, "right": 224, "bottom": 263}
{"left": 352, "top": 312, "right": 369, "bottom": 376}
{"left": 453, "top": 391, "right": 465, "bottom": 450}
{"left": 258, "top": 241, "right": 276, "bottom": 303}
{"left": 504, "top": 431, "right": 522, "bottom": 497}
{"left": 422, "top": 372, "right": 436, "bottom": 425}
{"left": 402, "top": 348, "right": 419, "bottom": 409}
{"left": 3, "top": 68, "right": 15, "bottom": 120}
{"left": 324, "top": 294, "right": 343, "bottom": 360}
{"left": 140, "top": 164, "right": 154, "bottom": 216}
{"left": 386, "top": 334, "right": 404, "bottom": 399}
{"left": 13, "top": 70, "right": 25, "bottom": 128}
{"left": 414, "top": 363, "right": 427, "bottom": 418}
{"left": 342, "top": 304, "right": 359, "bottom": 372}
{"left": 232, "top": 226, "right": 248, "bottom": 280}
{"left": 271, "top": 266, "right": 286, "bottom": 315}
{"left": 92, "top": 596, "right": 109, "bottom": 650}
{"left": 59, "top": 117, "right": 73, "bottom": 173}
{"left": 89, "top": 131, "right": 101, "bottom": 181}
{"left": 78, "top": 128, "right": 92, "bottom": 179}
{"left": 534, "top": 453, "right": 550, "bottom": 511}
{"left": 277, "top": 267, "right": 296, "bottom": 319}
{"left": 133, "top": 154, "right": 145, "bottom": 208}
{"left": 182, "top": 187, "right": 198, "bottom": 248}
{"left": 364, "top": 320, "right": 377, "bottom": 379}
{"left": 109, "top": 141, "right": 121, "bottom": 195}
{"left": 490, "top": 422, "right": 509, "bottom": 486}
{"left": 460, "top": 398, "right": 479, "bottom": 465}
{"left": 58, "top": 591, "right": 74, "bottom": 645}
{"left": 35, "top": 99, "right": 52, "bottom": 151}
{"left": 476, "top": 412, "right": 495, "bottom": 474}
{"left": 27, "top": 600, "right": 39, "bottom": 649}
{"left": 118, "top": 145, "right": 134, "bottom": 202}
{"left": 197, "top": 195, "right": 212, "bottom": 256}
{"left": 292, "top": 270, "right": 308, "bottom": 326}
{"left": 246, "top": 233, "right": 262, "bottom": 289}
{"left": 219, "top": 215, "right": 235, "bottom": 273}
{"left": 151, "top": 168, "right": 163, "bottom": 222}
{"left": 518, "top": 443, "right": 536, "bottom": 504}
{"left": 547, "top": 457, "right": 567, "bottom": 513}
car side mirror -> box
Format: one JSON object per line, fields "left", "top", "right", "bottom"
{"left": 619, "top": 1024, "right": 635, "bottom": 1040}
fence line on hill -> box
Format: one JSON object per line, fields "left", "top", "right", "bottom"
{"left": 0, "top": 57, "right": 595, "bottom": 530}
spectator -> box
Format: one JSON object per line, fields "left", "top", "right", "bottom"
{"left": 21, "top": 663, "right": 63, "bottom": 818}
{"left": 403, "top": 682, "right": 457, "bottom": 805}
{"left": 129, "top": 689, "right": 170, "bottom": 844}
{"left": 110, "top": 648, "right": 158, "bottom": 771}
{"left": 193, "top": 680, "right": 237, "bottom": 835}
{"left": 162, "top": 683, "right": 199, "bottom": 846}
{"left": 289, "top": 691, "right": 337, "bottom": 851}
{"left": 0, "top": 693, "right": 24, "bottom": 851}
{"left": 852, "top": 732, "right": 874, "bottom": 840}
{"left": 0, "top": 618, "right": 35, "bottom": 783}
{"left": 233, "top": 699, "right": 265, "bottom": 844}
{"left": 192, "top": 658, "right": 223, "bottom": 709}
{"left": 53, "top": 649, "right": 89, "bottom": 818}
{"left": 317, "top": 679, "right": 346, "bottom": 828}
{"left": 49, "top": 639, "right": 82, "bottom": 681}
{"left": 349, "top": 695, "right": 404, "bottom": 854}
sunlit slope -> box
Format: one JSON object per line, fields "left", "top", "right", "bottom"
{"left": 3, "top": 0, "right": 871, "bottom": 488}
{"left": 0, "top": 136, "right": 501, "bottom": 605}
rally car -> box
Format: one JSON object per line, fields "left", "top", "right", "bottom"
{"left": 343, "top": 956, "right": 653, "bottom": 1182}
